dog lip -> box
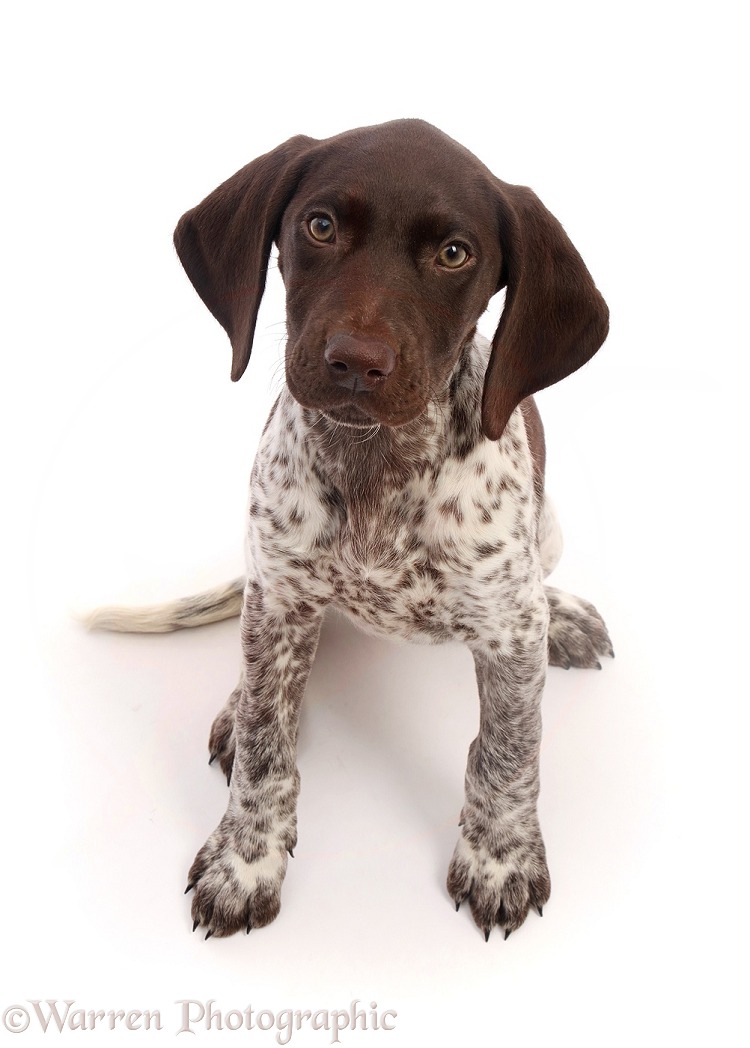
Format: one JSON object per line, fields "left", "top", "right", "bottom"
{"left": 322, "top": 398, "right": 428, "bottom": 429}
{"left": 308, "top": 394, "right": 420, "bottom": 429}
{"left": 320, "top": 404, "right": 378, "bottom": 427}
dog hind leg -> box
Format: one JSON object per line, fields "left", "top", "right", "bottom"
{"left": 208, "top": 681, "right": 241, "bottom": 783}
{"left": 538, "top": 497, "right": 613, "bottom": 669}
{"left": 546, "top": 587, "right": 613, "bottom": 669}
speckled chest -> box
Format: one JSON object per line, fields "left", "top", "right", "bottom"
{"left": 324, "top": 444, "right": 538, "bottom": 644}
{"left": 247, "top": 387, "right": 540, "bottom": 647}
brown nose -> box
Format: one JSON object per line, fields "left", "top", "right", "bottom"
{"left": 324, "top": 334, "right": 396, "bottom": 392}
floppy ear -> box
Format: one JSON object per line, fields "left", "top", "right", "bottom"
{"left": 174, "top": 134, "right": 317, "bottom": 381}
{"left": 482, "top": 180, "right": 609, "bottom": 440}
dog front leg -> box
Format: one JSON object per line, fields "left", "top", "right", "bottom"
{"left": 448, "top": 612, "right": 551, "bottom": 940}
{"left": 187, "top": 581, "right": 324, "bottom": 937}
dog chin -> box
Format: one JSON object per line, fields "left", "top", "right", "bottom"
{"left": 319, "top": 403, "right": 383, "bottom": 428}
{"left": 319, "top": 402, "right": 429, "bottom": 430}
{"left": 291, "top": 393, "right": 409, "bottom": 429}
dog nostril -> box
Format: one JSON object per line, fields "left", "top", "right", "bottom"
{"left": 324, "top": 334, "right": 396, "bottom": 391}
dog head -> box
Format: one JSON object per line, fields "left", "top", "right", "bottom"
{"left": 175, "top": 119, "right": 608, "bottom": 439}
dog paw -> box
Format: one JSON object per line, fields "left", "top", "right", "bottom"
{"left": 208, "top": 686, "right": 240, "bottom": 783}
{"left": 186, "top": 817, "right": 290, "bottom": 937}
{"left": 546, "top": 586, "right": 614, "bottom": 670}
{"left": 447, "top": 833, "right": 551, "bottom": 940}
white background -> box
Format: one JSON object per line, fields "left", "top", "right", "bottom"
{"left": 2, "top": 1, "right": 748, "bottom": 1043}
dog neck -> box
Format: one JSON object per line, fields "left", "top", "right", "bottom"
{"left": 303, "top": 403, "right": 450, "bottom": 504}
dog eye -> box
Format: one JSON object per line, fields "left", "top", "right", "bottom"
{"left": 437, "top": 243, "right": 470, "bottom": 268}
{"left": 308, "top": 215, "right": 336, "bottom": 242}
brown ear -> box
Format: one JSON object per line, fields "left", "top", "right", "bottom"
{"left": 482, "top": 180, "right": 609, "bottom": 440}
{"left": 174, "top": 134, "right": 317, "bottom": 381}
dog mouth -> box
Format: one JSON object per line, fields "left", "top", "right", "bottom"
{"left": 286, "top": 370, "right": 428, "bottom": 429}
{"left": 299, "top": 391, "right": 429, "bottom": 430}
{"left": 319, "top": 402, "right": 381, "bottom": 428}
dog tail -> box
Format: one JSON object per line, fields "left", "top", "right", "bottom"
{"left": 82, "top": 576, "right": 245, "bottom": 633}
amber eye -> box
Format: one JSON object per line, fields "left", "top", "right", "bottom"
{"left": 308, "top": 215, "right": 335, "bottom": 242}
{"left": 437, "top": 242, "right": 470, "bottom": 268}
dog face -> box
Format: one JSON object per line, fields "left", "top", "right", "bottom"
{"left": 174, "top": 119, "right": 608, "bottom": 439}
{"left": 276, "top": 123, "right": 504, "bottom": 428}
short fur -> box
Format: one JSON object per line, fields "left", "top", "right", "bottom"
{"left": 93, "top": 119, "right": 612, "bottom": 940}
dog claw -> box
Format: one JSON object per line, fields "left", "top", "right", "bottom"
{"left": 455, "top": 900, "right": 460, "bottom": 912}
{"left": 192, "top": 919, "right": 199, "bottom": 932}
{"left": 184, "top": 883, "right": 195, "bottom": 894}
{"left": 288, "top": 848, "right": 294, "bottom": 858}
{"left": 536, "top": 905, "right": 543, "bottom": 917}
{"left": 484, "top": 928, "right": 491, "bottom": 942}
{"left": 204, "top": 930, "right": 213, "bottom": 941}
{"left": 226, "top": 773, "right": 231, "bottom": 787}
{"left": 504, "top": 928, "right": 512, "bottom": 941}
{"left": 208, "top": 753, "right": 217, "bottom": 766}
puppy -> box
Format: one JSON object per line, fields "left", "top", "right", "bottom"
{"left": 90, "top": 119, "right": 611, "bottom": 940}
